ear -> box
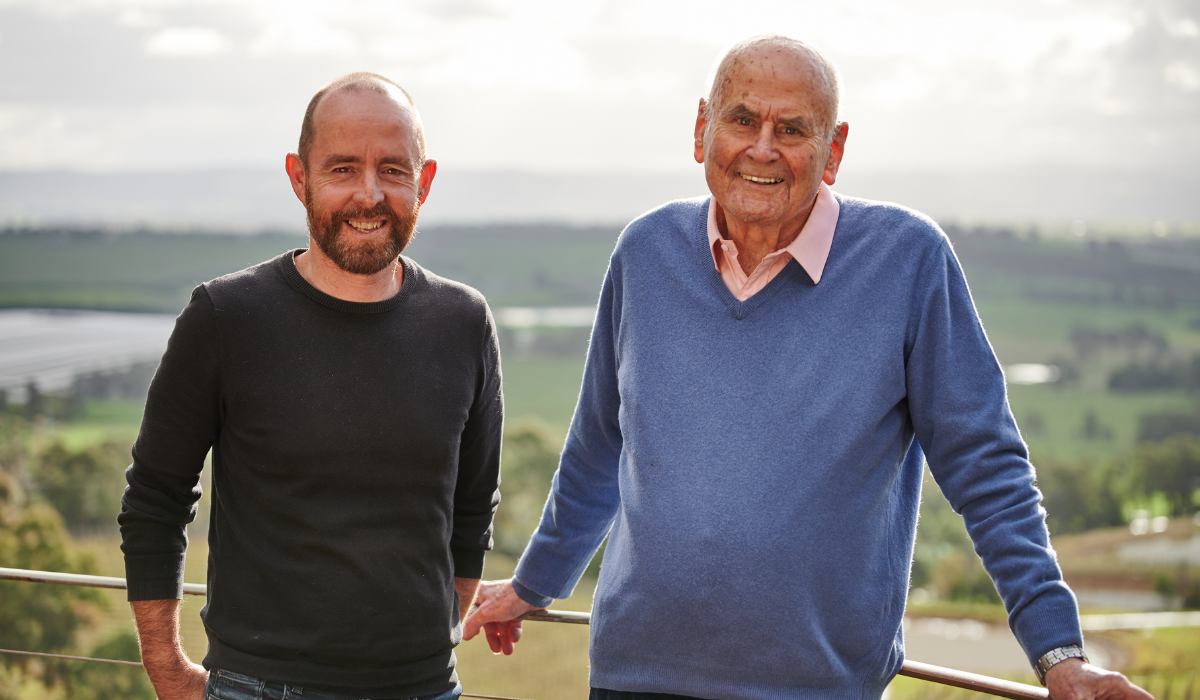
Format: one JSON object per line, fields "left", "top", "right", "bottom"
{"left": 693, "top": 98, "right": 709, "bottom": 164}
{"left": 285, "top": 153, "right": 307, "bottom": 206}
{"left": 822, "top": 122, "right": 849, "bottom": 186}
{"left": 417, "top": 159, "right": 437, "bottom": 206}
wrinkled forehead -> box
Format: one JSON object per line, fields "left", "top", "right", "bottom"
{"left": 717, "top": 45, "right": 836, "bottom": 123}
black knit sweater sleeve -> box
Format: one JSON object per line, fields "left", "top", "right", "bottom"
{"left": 116, "top": 254, "right": 503, "bottom": 693}
{"left": 119, "top": 285, "right": 222, "bottom": 601}
{"left": 450, "top": 306, "right": 503, "bottom": 579}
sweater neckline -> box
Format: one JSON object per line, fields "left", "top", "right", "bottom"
{"left": 695, "top": 200, "right": 809, "bottom": 320}
{"left": 280, "top": 249, "right": 417, "bottom": 314}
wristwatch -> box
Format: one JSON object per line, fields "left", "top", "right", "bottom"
{"left": 1035, "top": 645, "right": 1088, "bottom": 685}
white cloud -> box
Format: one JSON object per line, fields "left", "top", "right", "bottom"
{"left": 0, "top": 102, "right": 293, "bottom": 170}
{"left": 1165, "top": 61, "right": 1200, "bottom": 91}
{"left": 0, "top": 0, "right": 1196, "bottom": 175}
{"left": 115, "top": 8, "right": 159, "bottom": 28}
{"left": 1166, "top": 18, "right": 1199, "bottom": 37}
{"left": 145, "top": 26, "right": 231, "bottom": 56}
{"left": 247, "top": 18, "right": 355, "bottom": 56}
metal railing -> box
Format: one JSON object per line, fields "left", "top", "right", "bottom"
{"left": 0, "top": 566, "right": 1056, "bottom": 700}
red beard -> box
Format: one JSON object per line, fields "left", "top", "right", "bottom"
{"left": 306, "top": 189, "right": 418, "bottom": 275}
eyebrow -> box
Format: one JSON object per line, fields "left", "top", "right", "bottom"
{"left": 319, "top": 154, "right": 415, "bottom": 170}
{"left": 719, "top": 103, "right": 758, "bottom": 123}
{"left": 719, "top": 103, "right": 814, "bottom": 134}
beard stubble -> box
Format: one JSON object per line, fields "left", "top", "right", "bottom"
{"left": 306, "top": 185, "right": 419, "bottom": 276}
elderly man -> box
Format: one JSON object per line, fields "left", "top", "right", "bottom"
{"left": 119, "top": 73, "right": 502, "bottom": 700}
{"left": 465, "top": 36, "right": 1150, "bottom": 700}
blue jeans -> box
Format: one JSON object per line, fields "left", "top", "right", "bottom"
{"left": 206, "top": 669, "right": 462, "bottom": 700}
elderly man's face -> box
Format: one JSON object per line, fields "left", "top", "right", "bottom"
{"left": 695, "top": 48, "right": 845, "bottom": 231}
{"left": 293, "top": 88, "right": 432, "bottom": 275}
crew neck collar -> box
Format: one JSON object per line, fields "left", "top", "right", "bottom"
{"left": 280, "top": 249, "right": 415, "bottom": 314}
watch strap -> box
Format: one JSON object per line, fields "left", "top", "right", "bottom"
{"left": 1035, "top": 645, "right": 1088, "bottom": 685}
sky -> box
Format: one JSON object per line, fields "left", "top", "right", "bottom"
{"left": 1, "top": 0, "right": 1198, "bottom": 179}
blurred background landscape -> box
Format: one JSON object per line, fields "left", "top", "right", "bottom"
{"left": 1, "top": 0, "right": 1199, "bottom": 698}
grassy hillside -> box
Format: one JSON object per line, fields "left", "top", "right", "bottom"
{"left": 6, "top": 224, "right": 1200, "bottom": 460}
{"left": 0, "top": 229, "right": 305, "bottom": 312}
{"left": 4, "top": 225, "right": 1200, "bottom": 698}
{"left": 0, "top": 224, "right": 621, "bottom": 312}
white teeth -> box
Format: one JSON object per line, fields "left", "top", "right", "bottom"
{"left": 741, "top": 174, "right": 783, "bottom": 184}
{"left": 348, "top": 220, "right": 384, "bottom": 232}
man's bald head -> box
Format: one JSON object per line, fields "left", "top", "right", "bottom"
{"left": 706, "top": 35, "right": 841, "bottom": 139}
{"left": 298, "top": 72, "right": 427, "bottom": 169}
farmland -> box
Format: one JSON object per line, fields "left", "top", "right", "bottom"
{"left": 3, "top": 223, "right": 1200, "bottom": 698}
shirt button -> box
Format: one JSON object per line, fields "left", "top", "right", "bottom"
{"left": 721, "top": 245, "right": 728, "bottom": 251}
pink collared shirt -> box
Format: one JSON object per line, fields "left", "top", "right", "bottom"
{"left": 708, "top": 182, "right": 840, "bottom": 301}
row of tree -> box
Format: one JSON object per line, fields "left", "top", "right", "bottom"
{"left": 0, "top": 415, "right": 154, "bottom": 699}
{"left": 1110, "top": 354, "right": 1200, "bottom": 393}
{"left": 3, "top": 398, "right": 1200, "bottom": 696}
{"left": 1040, "top": 434, "right": 1200, "bottom": 535}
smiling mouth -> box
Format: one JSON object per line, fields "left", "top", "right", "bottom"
{"left": 346, "top": 220, "right": 385, "bottom": 232}
{"left": 740, "top": 173, "right": 784, "bottom": 184}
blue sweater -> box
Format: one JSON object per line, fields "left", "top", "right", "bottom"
{"left": 512, "top": 195, "right": 1081, "bottom": 700}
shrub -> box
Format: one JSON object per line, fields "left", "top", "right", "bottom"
{"left": 492, "top": 419, "right": 562, "bottom": 557}
{"left": 1038, "top": 458, "right": 1126, "bottom": 535}
{"left": 1109, "top": 354, "right": 1200, "bottom": 392}
{"left": 1133, "top": 436, "right": 1200, "bottom": 516}
{"left": 1138, "top": 411, "right": 1200, "bottom": 443}
{"left": 32, "top": 441, "right": 128, "bottom": 534}
{"left": 0, "top": 490, "right": 106, "bottom": 688}
{"left": 911, "top": 473, "right": 1000, "bottom": 604}
{"left": 64, "top": 631, "right": 155, "bottom": 700}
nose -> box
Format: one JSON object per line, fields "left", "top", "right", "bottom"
{"left": 746, "top": 123, "right": 779, "bottom": 162}
{"left": 353, "top": 170, "right": 385, "bottom": 207}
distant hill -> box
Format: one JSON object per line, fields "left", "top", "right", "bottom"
{"left": 4, "top": 222, "right": 1200, "bottom": 314}
{"left": 5, "top": 223, "right": 1200, "bottom": 465}
{"left": 0, "top": 225, "right": 623, "bottom": 312}
{"left": 2, "top": 166, "right": 1198, "bottom": 231}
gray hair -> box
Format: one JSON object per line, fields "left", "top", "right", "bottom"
{"left": 704, "top": 35, "right": 842, "bottom": 139}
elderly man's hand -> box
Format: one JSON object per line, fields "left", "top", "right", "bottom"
{"left": 462, "top": 579, "right": 541, "bottom": 655}
{"left": 1045, "top": 659, "right": 1153, "bottom": 700}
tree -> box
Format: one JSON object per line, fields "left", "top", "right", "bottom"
{"left": 0, "top": 474, "right": 106, "bottom": 688}
{"left": 1038, "top": 458, "right": 1126, "bottom": 535}
{"left": 64, "top": 631, "right": 155, "bottom": 700}
{"left": 1134, "top": 435, "right": 1200, "bottom": 516}
{"left": 32, "top": 441, "right": 128, "bottom": 534}
{"left": 492, "top": 419, "right": 563, "bottom": 557}
{"left": 910, "top": 472, "right": 1000, "bottom": 604}
{"left": 1138, "top": 409, "right": 1200, "bottom": 443}
{"left": 1, "top": 421, "right": 139, "bottom": 698}
{"left": 22, "top": 381, "right": 44, "bottom": 421}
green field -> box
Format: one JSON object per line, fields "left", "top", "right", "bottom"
{"left": 4, "top": 225, "right": 1200, "bottom": 697}
{"left": 0, "top": 224, "right": 621, "bottom": 313}
{"left": 6, "top": 224, "right": 1200, "bottom": 463}
{"left": 502, "top": 357, "right": 586, "bottom": 433}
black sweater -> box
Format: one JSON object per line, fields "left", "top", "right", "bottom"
{"left": 119, "top": 252, "right": 503, "bottom": 697}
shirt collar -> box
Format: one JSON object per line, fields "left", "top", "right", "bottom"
{"left": 707, "top": 181, "right": 840, "bottom": 284}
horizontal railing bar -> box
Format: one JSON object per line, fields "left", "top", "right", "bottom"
{"left": 516, "top": 612, "right": 1047, "bottom": 699}
{"left": 0, "top": 566, "right": 206, "bottom": 595}
{"left": 899, "top": 660, "right": 1046, "bottom": 700}
{"left": 0, "top": 647, "right": 144, "bottom": 666}
{"left": 0, "top": 567, "right": 1050, "bottom": 699}
{"left": 518, "top": 609, "right": 591, "bottom": 624}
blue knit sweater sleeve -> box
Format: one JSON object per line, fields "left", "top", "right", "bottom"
{"left": 512, "top": 266, "right": 624, "bottom": 603}
{"left": 906, "top": 236, "right": 1082, "bottom": 665}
